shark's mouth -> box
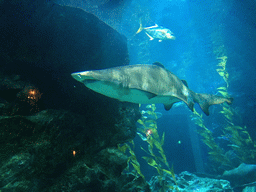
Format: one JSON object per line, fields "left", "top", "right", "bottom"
{"left": 82, "top": 79, "right": 98, "bottom": 84}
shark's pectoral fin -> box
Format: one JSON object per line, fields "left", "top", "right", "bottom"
{"left": 129, "top": 88, "right": 158, "bottom": 100}
{"left": 164, "top": 103, "right": 174, "bottom": 111}
{"left": 143, "top": 91, "right": 157, "bottom": 99}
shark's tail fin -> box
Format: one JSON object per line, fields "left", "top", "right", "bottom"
{"left": 193, "top": 93, "right": 233, "bottom": 116}
{"left": 136, "top": 23, "right": 143, "bottom": 34}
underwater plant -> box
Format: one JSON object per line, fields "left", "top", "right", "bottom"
{"left": 191, "top": 52, "right": 256, "bottom": 172}
{"left": 118, "top": 104, "right": 179, "bottom": 191}
{"left": 216, "top": 56, "right": 256, "bottom": 163}
{"left": 137, "top": 104, "right": 179, "bottom": 191}
{"left": 118, "top": 141, "right": 145, "bottom": 179}
{"left": 191, "top": 110, "right": 231, "bottom": 168}
{"left": 216, "top": 56, "right": 229, "bottom": 87}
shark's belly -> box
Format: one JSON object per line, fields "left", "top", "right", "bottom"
{"left": 118, "top": 89, "right": 180, "bottom": 104}
{"left": 85, "top": 81, "right": 180, "bottom": 104}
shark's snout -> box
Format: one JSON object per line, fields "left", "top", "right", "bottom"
{"left": 71, "top": 73, "right": 82, "bottom": 81}
{"left": 71, "top": 71, "right": 95, "bottom": 82}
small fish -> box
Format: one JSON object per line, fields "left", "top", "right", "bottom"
{"left": 227, "top": 144, "right": 240, "bottom": 148}
{"left": 191, "top": 116, "right": 200, "bottom": 121}
{"left": 136, "top": 24, "right": 175, "bottom": 42}
{"left": 217, "top": 134, "right": 232, "bottom": 141}
{"left": 141, "top": 110, "right": 162, "bottom": 120}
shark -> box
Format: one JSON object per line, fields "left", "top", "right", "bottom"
{"left": 71, "top": 63, "right": 233, "bottom": 116}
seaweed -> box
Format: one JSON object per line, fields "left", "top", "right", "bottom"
{"left": 191, "top": 54, "right": 256, "bottom": 172}
{"left": 118, "top": 104, "right": 178, "bottom": 191}
{"left": 216, "top": 56, "right": 256, "bottom": 164}
{"left": 137, "top": 104, "right": 179, "bottom": 191}
{"left": 191, "top": 110, "right": 231, "bottom": 168}
{"left": 216, "top": 56, "right": 229, "bottom": 87}
{"left": 118, "top": 141, "right": 145, "bottom": 179}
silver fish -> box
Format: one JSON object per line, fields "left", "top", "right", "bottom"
{"left": 136, "top": 24, "right": 175, "bottom": 42}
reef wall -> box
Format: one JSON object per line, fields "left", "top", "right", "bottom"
{"left": 0, "top": 0, "right": 148, "bottom": 191}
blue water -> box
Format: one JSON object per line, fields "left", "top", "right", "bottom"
{"left": 58, "top": 0, "right": 256, "bottom": 180}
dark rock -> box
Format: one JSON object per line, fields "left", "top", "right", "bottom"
{"left": 54, "top": 0, "right": 133, "bottom": 30}
{"left": 117, "top": 173, "right": 151, "bottom": 192}
{"left": 0, "top": 109, "right": 142, "bottom": 191}
{"left": 0, "top": 0, "right": 129, "bottom": 113}
{"left": 0, "top": 0, "right": 143, "bottom": 191}
{"left": 94, "top": 148, "right": 128, "bottom": 179}
{"left": 0, "top": 0, "right": 136, "bottom": 142}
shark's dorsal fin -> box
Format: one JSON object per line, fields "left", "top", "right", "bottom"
{"left": 181, "top": 80, "right": 189, "bottom": 87}
{"left": 152, "top": 62, "right": 165, "bottom": 68}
